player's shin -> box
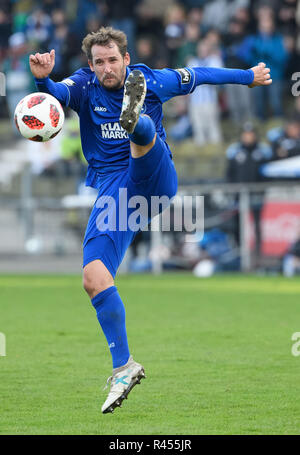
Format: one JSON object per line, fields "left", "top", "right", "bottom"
{"left": 91, "top": 286, "right": 130, "bottom": 368}
{"left": 129, "top": 114, "right": 156, "bottom": 146}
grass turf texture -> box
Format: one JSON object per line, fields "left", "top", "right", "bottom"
{"left": 1, "top": 273, "right": 300, "bottom": 435}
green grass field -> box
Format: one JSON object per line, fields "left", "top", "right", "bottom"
{"left": 1, "top": 273, "right": 300, "bottom": 435}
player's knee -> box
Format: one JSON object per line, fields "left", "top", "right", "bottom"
{"left": 83, "top": 264, "right": 114, "bottom": 299}
{"left": 83, "top": 272, "right": 114, "bottom": 298}
{"left": 130, "top": 134, "right": 157, "bottom": 158}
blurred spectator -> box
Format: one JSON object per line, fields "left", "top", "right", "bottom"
{"left": 282, "top": 230, "right": 300, "bottom": 277}
{"left": 234, "top": 6, "right": 251, "bottom": 31}
{"left": 136, "top": 36, "right": 157, "bottom": 68}
{"left": 164, "top": 3, "right": 186, "bottom": 67}
{"left": 25, "top": 8, "right": 52, "bottom": 48}
{"left": 60, "top": 115, "right": 87, "bottom": 185}
{"left": 241, "top": 10, "right": 289, "bottom": 119}
{"left": 293, "top": 96, "right": 300, "bottom": 122}
{"left": 12, "top": 0, "right": 32, "bottom": 33}
{"left": 168, "top": 96, "right": 192, "bottom": 142}
{"left": 226, "top": 122, "right": 272, "bottom": 182}
{"left": 104, "top": 0, "right": 140, "bottom": 63}
{"left": 205, "top": 29, "right": 221, "bottom": 48}
{"left": 277, "top": 0, "right": 298, "bottom": 35}
{"left": 85, "top": 16, "right": 102, "bottom": 35}
{"left": 193, "top": 227, "right": 240, "bottom": 276}
{"left": 254, "top": 4, "right": 275, "bottom": 19}
{"left": 71, "top": 0, "right": 101, "bottom": 40}
{"left": 283, "top": 34, "right": 300, "bottom": 92}
{"left": 297, "top": 1, "right": 300, "bottom": 43}
{"left": 202, "top": 0, "right": 249, "bottom": 33}
{"left": 226, "top": 122, "right": 272, "bottom": 258}
{"left": 270, "top": 118, "right": 300, "bottom": 160}
{"left": 50, "top": 8, "right": 66, "bottom": 29}
{"left": 28, "top": 114, "right": 87, "bottom": 183}
{"left": 223, "top": 17, "right": 253, "bottom": 124}
{"left": 46, "top": 15, "right": 81, "bottom": 81}
{"left": 175, "top": 21, "right": 200, "bottom": 68}
{"left": 186, "top": 6, "right": 203, "bottom": 27}
{"left": 42, "top": 0, "right": 62, "bottom": 16}
{"left": 0, "top": 5, "right": 11, "bottom": 119}
{"left": 136, "top": 1, "right": 165, "bottom": 42}
{"left": 179, "top": 0, "right": 207, "bottom": 8}
{"left": 27, "top": 133, "right": 62, "bottom": 176}
{"left": 0, "top": 8, "right": 11, "bottom": 61}
{"left": 3, "top": 32, "right": 35, "bottom": 136}
{"left": 46, "top": 24, "right": 72, "bottom": 81}
{"left": 68, "top": 52, "right": 88, "bottom": 76}
{"left": 187, "top": 37, "right": 223, "bottom": 146}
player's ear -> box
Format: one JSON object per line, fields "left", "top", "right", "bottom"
{"left": 88, "top": 59, "right": 94, "bottom": 72}
{"left": 124, "top": 52, "right": 130, "bottom": 66}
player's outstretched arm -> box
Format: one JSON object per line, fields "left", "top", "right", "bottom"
{"left": 29, "top": 49, "right": 55, "bottom": 79}
{"left": 131, "top": 62, "right": 272, "bottom": 105}
{"left": 248, "top": 62, "right": 272, "bottom": 88}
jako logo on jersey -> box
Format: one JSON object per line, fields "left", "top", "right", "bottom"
{"left": 94, "top": 106, "right": 107, "bottom": 112}
{"left": 101, "top": 122, "right": 129, "bottom": 139}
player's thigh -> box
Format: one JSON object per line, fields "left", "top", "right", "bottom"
{"left": 128, "top": 134, "right": 178, "bottom": 202}
{"left": 83, "top": 229, "right": 136, "bottom": 291}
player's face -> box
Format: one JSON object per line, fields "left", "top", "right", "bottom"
{"left": 89, "top": 42, "right": 130, "bottom": 91}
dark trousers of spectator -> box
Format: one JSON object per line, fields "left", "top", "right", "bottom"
{"left": 226, "top": 84, "right": 253, "bottom": 125}
{"left": 253, "top": 81, "right": 283, "bottom": 119}
{"left": 233, "top": 201, "right": 263, "bottom": 261}
{"left": 252, "top": 205, "right": 262, "bottom": 259}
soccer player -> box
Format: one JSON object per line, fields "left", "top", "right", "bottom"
{"left": 29, "top": 26, "right": 272, "bottom": 414}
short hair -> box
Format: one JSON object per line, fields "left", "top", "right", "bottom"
{"left": 81, "top": 26, "right": 128, "bottom": 61}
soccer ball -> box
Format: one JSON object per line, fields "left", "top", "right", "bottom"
{"left": 14, "top": 92, "right": 64, "bottom": 142}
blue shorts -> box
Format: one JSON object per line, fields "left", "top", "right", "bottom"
{"left": 83, "top": 135, "right": 178, "bottom": 277}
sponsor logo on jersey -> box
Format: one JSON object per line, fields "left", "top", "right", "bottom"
{"left": 176, "top": 68, "right": 191, "bottom": 84}
{"left": 101, "top": 122, "right": 129, "bottom": 139}
{"left": 61, "top": 78, "right": 76, "bottom": 86}
{"left": 94, "top": 106, "right": 107, "bottom": 112}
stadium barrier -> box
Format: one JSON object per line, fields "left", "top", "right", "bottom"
{"left": 1, "top": 169, "right": 300, "bottom": 274}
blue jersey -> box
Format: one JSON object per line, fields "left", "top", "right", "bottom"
{"left": 35, "top": 64, "right": 254, "bottom": 188}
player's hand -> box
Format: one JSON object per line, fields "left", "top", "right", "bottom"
{"left": 248, "top": 62, "right": 272, "bottom": 87}
{"left": 29, "top": 49, "right": 55, "bottom": 79}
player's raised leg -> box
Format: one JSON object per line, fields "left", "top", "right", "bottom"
{"left": 121, "top": 69, "right": 178, "bottom": 200}
{"left": 120, "top": 70, "right": 156, "bottom": 158}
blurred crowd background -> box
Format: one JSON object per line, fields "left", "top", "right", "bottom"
{"left": 1, "top": 0, "right": 299, "bottom": 128}
{"left": 0, "top": 0, "right": 300, "bottom": 276}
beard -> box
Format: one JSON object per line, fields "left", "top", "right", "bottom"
{"left": 101, "top": 77, "right": 122, "bottom": 90}
{"left": 99, "top": 66, "right": 126, "bottom": 91}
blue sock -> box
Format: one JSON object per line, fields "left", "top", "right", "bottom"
{"left": 91, "top": 286, "right": 130, "bottom": 368}
{"left": 129, "top": 114, "right": 156, "bottom": 146}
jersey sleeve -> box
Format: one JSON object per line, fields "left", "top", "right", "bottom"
{"left": 34, "top": 68, "right": 90, "bottom": 113}
{"left": 148, "top": 67, "right": 196, "bottom": 103}
{"left": 147, "top": 65, "right": 254, "bottom": 103}
{"left": 192, "top": 67, "right": 254, "bottom": 86}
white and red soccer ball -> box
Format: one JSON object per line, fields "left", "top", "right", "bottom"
{"left": 14, "top": 92, "right": 64, "bottom": 142}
